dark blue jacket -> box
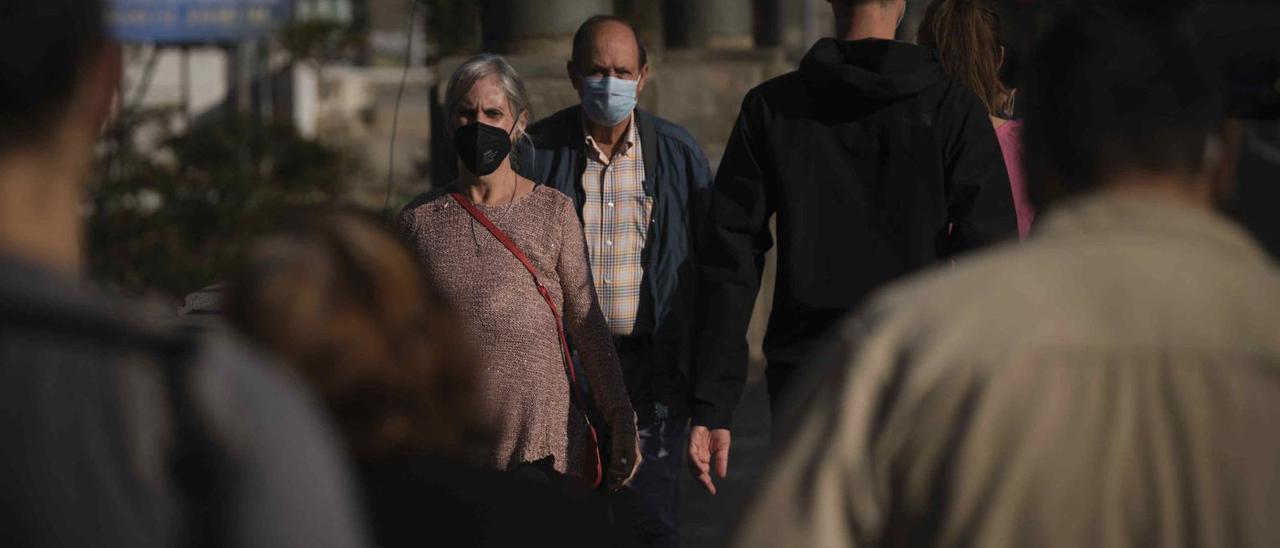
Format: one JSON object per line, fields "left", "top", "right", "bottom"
{"left": 523, "top": 106, "right": 712, "bottom": 418}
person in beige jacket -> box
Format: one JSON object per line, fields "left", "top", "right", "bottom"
{"left": 734, "top": 3, "right": 1280, "bottom": 548}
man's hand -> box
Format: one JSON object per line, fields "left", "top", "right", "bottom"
{"left": 688, "top": 425, "right": 731, "bottom": 495}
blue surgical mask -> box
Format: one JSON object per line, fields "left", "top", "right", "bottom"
{"left": 580, "top": 76, "right": 638, "bottom": 127}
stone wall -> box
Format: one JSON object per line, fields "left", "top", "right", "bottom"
{"left": 648, "top": 48, "right": 790, "bottom": 165}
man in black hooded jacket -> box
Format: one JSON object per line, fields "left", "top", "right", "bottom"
{"left": 687, "top": 0, "right": 1018, "bottom": 495}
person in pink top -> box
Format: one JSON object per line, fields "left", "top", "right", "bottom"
{"left": 918, "top": 0, "right": 1035, "bottom": 237}
{"left": 994, "top": 118, "right": 1032, "bottom": 236}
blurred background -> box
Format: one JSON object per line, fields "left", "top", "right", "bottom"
{"left": 95, "top": 1, "right": 1279, "bottom": 545}
{"left": 97, "top": 0, "right": 968, "bottom": 304}
{"left": 100, "top": 4, "right": 835, "bottom": 545}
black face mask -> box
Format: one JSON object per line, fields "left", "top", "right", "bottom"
{"left": 453, "top": 121, "right": 513, "bottom": 176}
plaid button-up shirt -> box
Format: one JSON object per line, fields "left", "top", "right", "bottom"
{"left": 582, "top": 113, "right": 651, "bottom": 336}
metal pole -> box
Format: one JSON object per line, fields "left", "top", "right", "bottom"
{"left": 180, "top": 45, "right": 191, "bottom": 127}
{"left": 129, "top": 45, "right": 162, "bottom": 109}
{"left": 111, "top": 47, "right": 128, "bottom": 179}
{"left": 754, "top": 0, "right": 784, "bottom": 48}
{"left": 258, "top": 36, "right": 273, "bottom": 120}
{"left": 803, "top": 0, "right": 820, "bottom": 51}
{"left": 234, "top": 39, "right": 254, "bottom": 116}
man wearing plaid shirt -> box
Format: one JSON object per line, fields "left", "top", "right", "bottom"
{"left": 525, "top": 15, "right": 712, "bottom": 548}
{"left": 582, "top": 114, "right": 649, "bottom": 335}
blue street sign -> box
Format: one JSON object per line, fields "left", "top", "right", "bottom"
{"left": 108, "top": 0, "right": 291, "bottom": 44}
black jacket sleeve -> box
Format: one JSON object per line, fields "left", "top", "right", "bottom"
{"left": 939, "top": 86, "right": 1018, "bottom": 255}
{"left": 691, "top": 90, "right": 776, "bottom": 430}
{"left": 650, "top": 139, "right": 713, "bottom": 418}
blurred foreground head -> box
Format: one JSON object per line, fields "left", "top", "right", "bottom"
{"left": 0, "top": 0, "right": 119, "bottom": 271}
{"left": 225, "top": 214, "right": 491, "bottom": 462}
{"left": 0, "top": 0, "right": 112, "bottom": 153}
{"left": 1022, "top": 1, "right": 1232, "bottom": 210}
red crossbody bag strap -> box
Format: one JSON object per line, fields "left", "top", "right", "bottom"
{"left": 450, "top": 192, "right": 604, "bottom": 488}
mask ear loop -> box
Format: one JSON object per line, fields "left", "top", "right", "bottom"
{"left": 506, "top": 107, "right": 527, "bottom": 204}
{"left": 507, "top": 110, "right": 521, "bottom": 139}
{"left": 509, "top": 107, "right": 535, "bottom": 179}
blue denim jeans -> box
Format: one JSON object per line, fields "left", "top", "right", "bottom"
{"left": 612, "top": 413, "right": 688, "bottom": 548}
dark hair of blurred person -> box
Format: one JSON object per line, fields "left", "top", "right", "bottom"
{"left": 225, "top": 214, "right": 490, "bottom": 461}
{"left": 1021, "top": 1, "right": 1228, "bottom": 210}
{"left": 225, "top": 214, "right": 617, "bottom": 548}
{"left": 0, "top": 0, "right": 111, "bottom": 271}
{"left": 732, "top": 3, "right": 1280, "bottom": 547}
{"left": 917, "top": 0, "right": 1036, "bottom": 236}
{"left": 0, "top": 1, "right": 369, "bottom": 547}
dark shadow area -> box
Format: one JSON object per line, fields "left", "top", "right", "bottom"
{"left": 680, "top": 374, "right": 771, "bottom": 548}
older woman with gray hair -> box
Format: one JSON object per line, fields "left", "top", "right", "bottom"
{"left": 396, "top": 53, "right": 640, "bottom": 492}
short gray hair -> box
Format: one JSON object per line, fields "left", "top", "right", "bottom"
{"left": 444, "top": 53, "right": 534, "bottom": 169}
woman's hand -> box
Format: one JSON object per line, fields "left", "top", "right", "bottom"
{"left": 607, "top": 424, "right": 642, "bottom": 491}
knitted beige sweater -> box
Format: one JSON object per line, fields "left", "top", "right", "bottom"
{"left": 397, "top": 185, "right": 636, "bottom": 477}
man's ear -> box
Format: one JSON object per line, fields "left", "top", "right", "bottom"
{"left": 1208, "top": 121, "right": 1242, "bottom": 206}
{"left": 567, "top": 60, "right": 581, "bottom": 93}
{"left": 637, "top": 63, "right": 650, "bottom": 95}
{"left": 1001, "top": 88, "right": 1017, "bottom": 119}
{"left": 79, "top": 42, "right": 123, "bottom": 137}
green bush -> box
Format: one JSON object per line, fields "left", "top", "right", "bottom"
{"left": 88, "top": 111, "right": 356, "bottom": 301}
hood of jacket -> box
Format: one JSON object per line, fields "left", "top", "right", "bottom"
{"left": 799, "top": 38, "right": 944, "bottom": 100}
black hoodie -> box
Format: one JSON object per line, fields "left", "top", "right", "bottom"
{"left": 692, "top": 38, "right": 1017, "bottom": 430}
